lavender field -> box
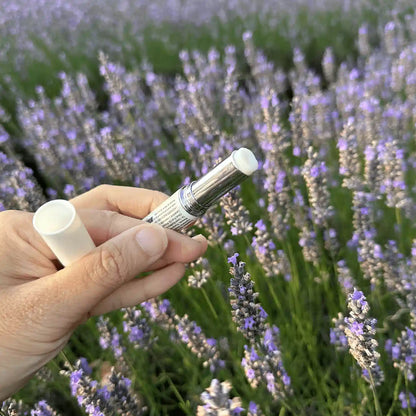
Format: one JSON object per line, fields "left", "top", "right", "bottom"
{"left": 2, "top": 0, "right": 416, "bottom": 414}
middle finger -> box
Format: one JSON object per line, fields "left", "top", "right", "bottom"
{"left": 79, "top": 209, "right": 208, "bottom": 269}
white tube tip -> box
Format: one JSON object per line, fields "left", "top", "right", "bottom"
{"left": 33, "top": 199, "right": 76, "bottom": 235}
{"left": 232, "top": 148, "right": 258, "bottom": 176}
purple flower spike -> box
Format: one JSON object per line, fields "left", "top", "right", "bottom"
{"left": 344, "top": 288, "right": 384, "bottom": 385}
{"left": 228, "top": 261, "right": 267, "bottom": 342}
{"left": 198, "top": 379, "right": 243, "bottom": 415}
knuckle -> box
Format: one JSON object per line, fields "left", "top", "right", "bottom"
{"left": 0, "top": 210, "right": 20, "bottom": 226}
{"left": 140, "top": 285, "right": 152, "bottom": 303}
{"left": 151, "top": 191, "right": 169, "bottom": 209}
{"left": 105, "top": 208, "right": 120, "bottom": 225}
{"left": 101, "top": 210, "right": 121, "bottom": 241}
{"left": 96, "top": 184, "right": 112, "bottom": 194}
{"left": 155, "top": 190, "right": 169, "bottom": 199}
{"left": 106, "top": 294, "right": 124, "bottom": 313}
{"left": 0, "top": 210, "right": 32, "bottom": 244}
{"left": 95, "top": 244, "right": 127, "bottom": 288}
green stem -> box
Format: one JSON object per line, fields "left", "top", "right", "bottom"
{"left": 165, "top": 374, "right": 193, "bottom": 416}
{"left": 395, "top": 207, "right": 402, "bottom": 228}
{"left": 265, "top": 276, "right": 283, "bottom": 311}
{"left": 405, "top": 375, "right": 412, "bottom": 416}
{"left": 201, "top": 287, "right": 218, "bottom": 319}
{"left": 368, "top": 370, "right": 382, "bottom": 416}
{"left": 278, "top": 406, "right": 287, "bottom": 416}
{"left": 283, "top": 240, "right": 300, "bottom": 292}
{"left": 386, "top": 371, "right": 402, "bottom": 416}
{"left": 59, "top": 350, "right": 74, "bottom": 371}
{"left": 242, "top": 235, "right": 253, "bottom": 256}
{"left": 395, "top": 208, "right": 404, "bottom": 253}
{"left": 280, "top": 396, "right": 301, "bottom": 415}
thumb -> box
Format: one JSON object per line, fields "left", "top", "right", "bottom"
{"left": 42, "top": 223, "right": 168, "bottom": 323}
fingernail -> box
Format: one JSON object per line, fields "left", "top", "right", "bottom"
{"left": 192, "top": 234, "right": 207, "bottom": 244}
{"left": 136, "top": 225, "right": 167, "bottom": 257}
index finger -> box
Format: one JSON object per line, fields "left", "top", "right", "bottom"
{"left": 70, "top": 185, "right": 168, "bottom": 219}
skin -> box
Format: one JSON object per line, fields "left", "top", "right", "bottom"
{"left": 0, "top": 185, "right": 208, "bottom": 400}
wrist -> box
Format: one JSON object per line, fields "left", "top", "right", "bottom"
{"left": 0, "top": 349, "right": 51, "bottom": 401}
{"left": 0, "top": 373, "right": 34, "bottom": 401}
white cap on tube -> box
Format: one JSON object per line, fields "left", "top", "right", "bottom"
{"left": 231, "top": 147, "right": 258, "bottom": 176}
{"left": 33, "top": 199, "right": 96, "bottom": 266}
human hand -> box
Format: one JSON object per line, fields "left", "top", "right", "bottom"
{"left": 0, "top": 185, "right": 208, "bottom": 400}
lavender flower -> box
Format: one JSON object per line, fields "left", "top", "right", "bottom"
{"left": 61, "top": 358, "right": 110, "bottom": 415}
{"left": 0, "top": 151, "right": 45, "bottom": 211}
{"left": 330, "top": 313, "right": 348, "bottom": 351}
{"left": 228, "top": 257, "right": 268, "bottom": 343}
{"left": 220, "top": 189, "right": 253, "bottom": 236}
{"left": 122, "top": 308, "right": 154, "bottom": 350}
{"left": 399, "top": 391, "right": 416, "bottom": 409}
{"left": 62, "top": 358, "right": 145, "bottom": 416}
{"left": 344, "top": 289, "right": 384, "bottom": 385}
{"left": 389, "top": 327, "right": 416, "bottom": 381}
{"left": 18, "top": 82, "right": 102, "bottom": 194}
{"left": 97, "top": 316, "right": 125, "bottom": 358}
{"left": 298, "top": 224, "right": 321, "bottom": 266}
{"left": 247, "top": 401, "right": 263, "bottom": 416}
{"left": 105, "top": 369, "right": 145, "bottom": 415}
{"left": 377, "top": 137, "right": 411, "bottom": 212}
{"left": 384, "top": 21, "right": 401, "bottom": 56}
{"left": 252, "top": 220, "right": 290, "bottom": 279}
{"left": 241, "top": 325, "right": 292, "bottom": 401}
{"left": 175, "top": 314, "right": 225, "bottom": 373}
{"left": 337, "top": 260, "right": 355, "bottom": 296}
{"left": 351, "top": 191, "right": 383, "bottom": 285}
{"left": 197, "top": 379, "right": 243, "bottom": 416}
{"left": 358, "top": 24, "right": 371, "bottom": 56}
{"left": 142, "top": 298, "right": 176, "bottom": 332}
{"left": 30, "top": 401, "right": 60, "bottom": 416}
{"left": 252, "top": 220, "right": 279, "bottom": 277}
{"left": 199, "top": 210, "right": 227, "bottom": 246}
{"left": 292, "top": 48, "right": 307, "bottom": 76}
{"left": 302, "top": 147, "right": 334, "bottom": 227}
{"left": 323, "top": 227, "right": 340, "bottom": 254}
{"left": 143, "top": 298, "right": 224, "bottom": 371}
{"left": 243, "top": 31, "right": 277, "bottom": 91}
{"left": 382, "top": 240, "right": 407, "bottom": 293}
{"left": 322, "top": 47, "right": 335, "bottom": 83}
{"left": 1, "top": 398, "right": 29, "bottom": 415}
{"left": 34, "top": 367, "right": 54, "bottom": 384}
{"left": 223, "top": 45, "right": 244, "bottom": 119}
{"left": 337, "top": 118, "right": 362, "bottom": 190}
{"left": 188, "top": 257, "right": 212, "bottom": 288}
{"left": 289, "top": 94, "right": 308, "bottom": 157}
{"left": 255, "top": 90, "right": 292, "bottom": 240}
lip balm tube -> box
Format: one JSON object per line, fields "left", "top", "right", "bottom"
{"left": 33, "top": 199, "right": 96, "bottom": 266}
{"left": 143, "top": 147, "right": 258, "bottom": 231}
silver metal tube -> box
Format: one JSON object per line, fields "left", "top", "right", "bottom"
{"left": 191, "top": 152, "right": 248, "bottom": 207}
{"left": 143, "top": 148, "right": 258, "bottom": 231}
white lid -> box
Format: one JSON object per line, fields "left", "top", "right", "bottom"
{"left": 33, "top": 199, "right": 76, "bottom": 235}
{"left": 33, "top": 199, "right": 95, "bottom": 266}
{"left": 231, "top": 147, "right": 258, "bottom": 176}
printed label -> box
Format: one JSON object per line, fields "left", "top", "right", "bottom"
{"left": 143, "top": 190, "right": 198, "bottom": 231}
